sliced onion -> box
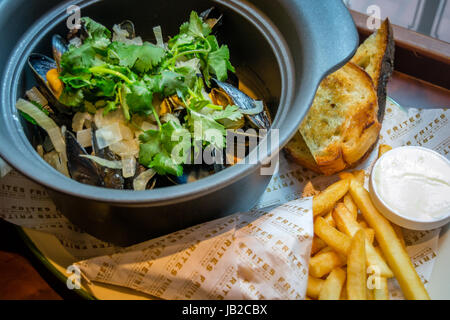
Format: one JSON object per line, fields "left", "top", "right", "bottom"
{"left": 175, "top": 58, "right": 200, "bottom": 73}
{"left": 119, "top": 124, "right": 134, "bottom": 140}
{"left": 16, "top": 99, "right": 68, "bottom": 174}
{"left": 109, "top": 139, "right": 139, "bottom": 157}
{"left": 240, "top": 100, "right": 264, "bottom": 115}
{"left": 121, "top": 156, "right": 136, "bottom": 178}
{"left": 112, "top": 24, "right": 143, "bottom": 45}
{"left": 112, "top": 24, "right": 129, "bottom": 40}
{"left": 94, "top": 109, "right": 125, "bottom": 129}
{"left": 25, "top": 87, "right": 48, "bottom": 107}
{"left": 141, "top": 121, "right": 158, "bottom": 131}
{"left": 72, "top": 112, "right": 92, "bottom": 132}
{"left": 153, "top": 25, "right": 164, "bottom": 48}
{"left": 76, "top": 128, "right": 92, "bottom": 148}
{"left": 133, "top": 169, "right": 156, "bottom": 190}
{"left": 79, "top": 155, "right": 122, "bottom": 169}
{"left": 43, "top": 150, "right": 69, "bottom": 177}
{"left": 95, "top": 122, "right": 123, "bottom": 149}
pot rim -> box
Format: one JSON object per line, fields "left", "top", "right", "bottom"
{"left": 0, "top": 0, "right": 295, "bottom": 204}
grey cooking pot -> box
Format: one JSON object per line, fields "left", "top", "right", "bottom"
{"left": 0, "top": 0, "right": 358, "bottom": 246}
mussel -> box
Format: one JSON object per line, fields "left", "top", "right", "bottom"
{"left": 211, "top": 79, "right": 272, "bottom": 129}
{"left": 65, "top": 130, "right": 103, "bottom": 186}
{"left": 118, "top": 20, "right": 136, "bottom": 39}
{"left": 27, "top": 54, "right": 72, "bottom": 128}
{"left": 200, "top": 7, "right": 223, "bottom": 30}
{"left": 91, "top": 124, "right": 125, "bottom": 189}
{"left": 52, "top": 34, "right": 69, "bottom": 72}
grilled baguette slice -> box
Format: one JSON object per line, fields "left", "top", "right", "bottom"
{"left": 351, "top": 19, "right": 394, "bottom": 121}
{"left": 286, "top": 62, "right": 380, "bottom": 175}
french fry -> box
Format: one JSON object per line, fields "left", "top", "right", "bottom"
{"left": 347, "top": 230, "right": 367, "bottom": 300}
{"left": 309, "top": 251, "right": 346, "bottom": 278}
{"left": 343, "top": 194, "right": 358, "bottom": 219}
{"left": 333, "top": 203, "right": 394, "bottom": 278}
{"left": 373, "top": 277, "right": 389, "bottom": 300}
{"left": 352, "top": 170, "right": 366, "bottom": 186}
{"left": 323, "top": 211, "right": 336, "bottom": 227}
{"left": 359, "top": 220, "right": 368, "bottom": 228}
{"left": 364, "top": 228, "right": 375, "bottom": 244}
{"left": 316, "top": 246, "right": 333, "bottom": 256}
{"left": 319, "top": 268, "right": 346, "bottom": 300}
{"left": 314, "top": 217, "right": 351, "bottom": 255}
{"left": 366, "top": 287, "right": 375, "bottom": 300}
{"left": 340, "top": 283, "right": 348, "bottom": 300}
{"left": 349, "top": 179, "right": 430, "bottom": 300}
{"left": 392, "top": 223, "right": 406, "bottom": 249}
{"left": 378, "top": 144, "right": 392, "bottom": 158}
{"left": 339, "top": 172, "right": 354, "bottom": 180}
{"left": 307, "top": 276, "right": 324, "bottom": 299}
{"left": 311, "top": 237, "right": 327, "bottom": 255}
{"left": 313, "top": 179, "right": 350, "bottom": 217}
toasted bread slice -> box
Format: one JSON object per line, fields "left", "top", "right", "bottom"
{"left": 284, "top": 131, "right": 322, "bottom": 173}
{"left": 285, "top": 62, "right": 380, "bottom": 175}
{"left": 351, "top": 19, "right": 394, "bottom": 121}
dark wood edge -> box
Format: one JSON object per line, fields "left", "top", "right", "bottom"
{"left": 350, "top": 10, "right": 450, "bottom": 91}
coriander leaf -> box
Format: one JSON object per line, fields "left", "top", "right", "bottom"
{"left": 187, "top": 109, "right": 226, "bottom": 149}
{"left": 160, "top": 120, "right": 191, "bottom": 158}
{"left": 180, "top": 11, "right": 211, "bottom": 38}
{"left": 81, "top": 17, "right": 111, "bottom": 49}
{"left": 208, "top": 45, "right": 234, "bottom": 81}
{"left": 168, "top": 33, "right": 195, "bottom": 51}
{"left": 59, "top": 89, "right": 84, "bottom": 107}
{"left": 133, "top": 43, "right": 165, "bottom": 73}
{"left": 158, "top": 70, "right": 189, "bottom": 96}
{"left": 59, "top": 72, "right": 92, "bottom": 89}
{"left": 138, "top": 121, "right": 190, "bottom": 176}
{"left": 150, "top": 153, "right": 183, "bottom": 176}
{"left": 81, "top": 17, "right": 111, "bottom": 39}
{"left": 108, "top": 42, "right": 165, "bottom": 73}
{"left": 60, "top": 43, "right": 97, "bottom": 73}
{"left": 125, "top": 81, "right": 153, "bottom": 114}
{"left": 211, "top": 105, "right": 243, "bottom": 121}
{"left": 139, "top": 130, "right": 161, "bottom": 164}
{"left": 103, "top": 100, "right": 118, "bottom": 115}
{"left": 91, "top": 77, "right": 116, "bottom": 97}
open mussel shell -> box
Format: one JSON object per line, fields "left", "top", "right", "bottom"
{"left": 52, "top": 34, "right": 68, "bottom": 72}
{"left": 27, "top": 53, "right": 70, "bottom": 115}
{"left": 200, "top": 7, "right": 223, "bottom": 30}
{"left": 211, "top": 79, "right": 272, "bottom": 129}
{"left": 118, "top": 20, "right": 136, "bottom": 39}
{"left": 91, "top": 124, "right": 125, "bottom": 189}
{"left": 65, "top": 130, "right": 104, "bottom": 187}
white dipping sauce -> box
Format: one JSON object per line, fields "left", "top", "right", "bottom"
{"left": 373, "top": 147, "right": 450, "bottom": 221}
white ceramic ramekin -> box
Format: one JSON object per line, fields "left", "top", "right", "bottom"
{"left": 369, "top": 146, "right": 450, "bottom": 230}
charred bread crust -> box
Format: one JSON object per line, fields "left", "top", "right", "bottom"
{"left": 376, "top": 19, "right": 394, "bottom": 122}
{"left": 351, "top": 19, "right": 395, "bottom": 123}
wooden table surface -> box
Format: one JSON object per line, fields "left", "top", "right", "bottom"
{"left": 0, "top": 71, "right": 448, "bottom": 300}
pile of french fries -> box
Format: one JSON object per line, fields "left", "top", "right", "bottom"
{"left": 307, "top": 145, "right": 430, "bottom": 300}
